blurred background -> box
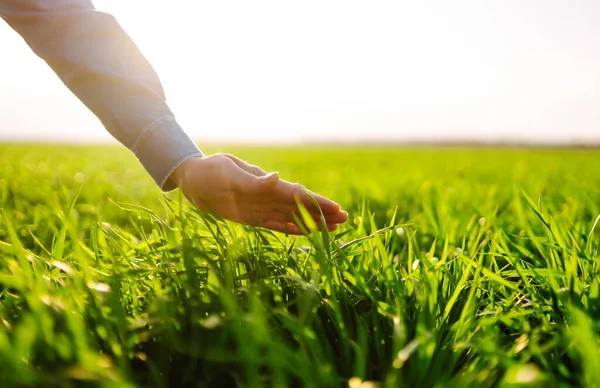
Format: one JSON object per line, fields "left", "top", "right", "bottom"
{"left": 0, "top": 0, "right": 598, "bottom": 146}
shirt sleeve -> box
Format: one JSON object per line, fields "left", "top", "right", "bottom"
{"left": 0, "top": 0, "right": 203, "bottom": 191}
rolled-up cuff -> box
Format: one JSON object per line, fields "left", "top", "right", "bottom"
{"left": 132, "top": 116, "right": 203, "bottom": 191}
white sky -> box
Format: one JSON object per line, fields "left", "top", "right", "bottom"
{"left": 0, "top": 0, "right": 598, "bottom": 145}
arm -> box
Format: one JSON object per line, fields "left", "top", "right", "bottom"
{"left": 0, "top": 0, "right": 348, "bottom": 234}
{"left": 0, "top": 0, "right": 200, "bottom": 190}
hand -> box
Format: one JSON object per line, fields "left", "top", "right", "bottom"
{"left": 168, "top": 154, "right": 349, "bottom": 235}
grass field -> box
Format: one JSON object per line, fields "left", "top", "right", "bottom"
{"left": 1, "top": 144, "right": 600, "bottom": 387}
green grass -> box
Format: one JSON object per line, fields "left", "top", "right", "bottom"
{"left": 1, "top": 144, "right": 600, "bottom": 387}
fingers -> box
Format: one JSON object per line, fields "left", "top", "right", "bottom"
{"left": 325, "top": 223, "right": 339, "bottom": 232}
{"left": 259, "top": 220, "right": 303, "bottom": 235}
{"left": 204, "top": 154, "right": 347, "bottom": 234}
{"left": 245, "top": 209, "right": 341, "bottom": 233}
{"left": 260, "top": 206, "right": 348, "bottom": 224}
{"left": 221, "top": 155, "right": 341, "bottom": 216}
{"left": 231, "top": 167, "right": 280, "bottom": 194}
{"left": 258, "top": 220, "right": 339, "bottom": 235}
{"left": 224, "top": 154, "right": 269, "bottom": 177}
{"left": 272, "top": 180, "right": 342, "bottom": 214}
{"left": 223, "top": 155, "right": 280, "bottom": 194}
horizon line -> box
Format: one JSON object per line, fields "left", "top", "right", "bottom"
{"left": 1, "top": 138, "right": 599, "bottom": 148}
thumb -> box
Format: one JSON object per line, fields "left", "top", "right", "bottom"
{"left": 233, "top": 169, "right": 279, "bottom": 194}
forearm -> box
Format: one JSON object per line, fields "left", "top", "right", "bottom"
{"left": 0, "top": 1, "right": 202, "bottom": 190}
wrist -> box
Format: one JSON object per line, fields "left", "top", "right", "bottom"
{"left": 168, "top": 155, "right": 204, "bottom": 188}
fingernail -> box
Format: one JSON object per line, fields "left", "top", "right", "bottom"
{"left": 262, "top": 172, "right": 279, "bottom": 182}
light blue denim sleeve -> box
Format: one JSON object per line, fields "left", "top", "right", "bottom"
{"left": 0, "top": 0, "right": 203, "bottom": 191}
